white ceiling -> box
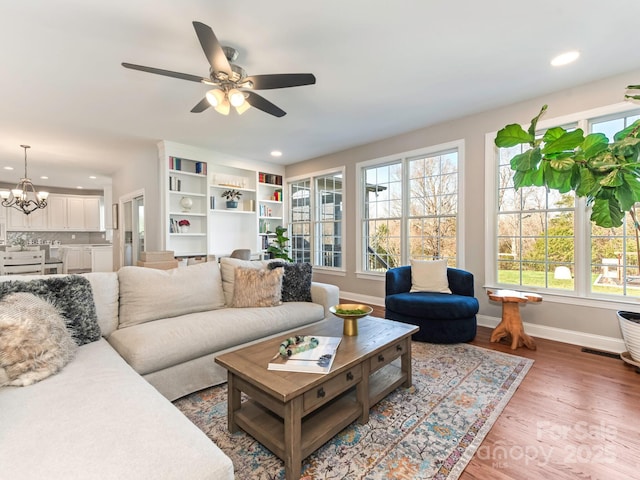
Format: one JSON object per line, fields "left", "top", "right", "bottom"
{"left": 1, "top": 0, "right": 639, "bottom": 189}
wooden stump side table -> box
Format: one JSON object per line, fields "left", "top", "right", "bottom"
{"left": 487, "top": 289, "right": 542, "bottom": 350}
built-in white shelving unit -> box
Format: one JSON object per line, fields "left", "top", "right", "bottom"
{"left": 159, "top": 141, "right": 286, "bottom": 259}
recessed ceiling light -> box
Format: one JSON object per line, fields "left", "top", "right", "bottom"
{"left": 40, "top": 176, "right": 48, "bottom": 180}
{"left": 89, "top": 175, "right": 96, "bottom": 179}
{"left": 4, "top": 166, "right": 13, "bottom": 170}
{"left": 551, "top": 50, "right": 580, "bottom": 67}
{"left": 76, "top": 186, "right": 83, "bottom": 189}
{"left": 270, "top": 150, "right": 282, "bottom": 157}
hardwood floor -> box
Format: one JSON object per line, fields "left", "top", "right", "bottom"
{"left": 365, "top": 304, "right": 640, "bottom": 479}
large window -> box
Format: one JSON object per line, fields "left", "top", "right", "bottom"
{"left": 289, "top": 171, "right": 343, "bottom": 268}
{"left": 360, "top": 143, "right": 461, "bottom": 273}
{"left": 491, "top": 107, "right": 640, "bottom": 299}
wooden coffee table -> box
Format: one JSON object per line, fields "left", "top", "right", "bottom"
{"left": 215, "top": 316, "right": 418, "bottom": 480}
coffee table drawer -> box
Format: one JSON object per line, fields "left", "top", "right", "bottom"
{"left": 369, "top": 339, "right": 407, "bottom": 373}
{"left": 303, "top": 365, "right": 362, "bottom": 413}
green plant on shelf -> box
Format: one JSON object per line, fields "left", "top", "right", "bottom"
{"left": 221, "top": 189, "right": 242, "bottom": 201}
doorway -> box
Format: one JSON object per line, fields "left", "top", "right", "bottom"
{"left": 120, "top": 190, "right": 144, "bottom": 267}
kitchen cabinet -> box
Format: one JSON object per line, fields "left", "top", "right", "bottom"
{"left": 6, "top": 204, "right": 48, "bottom": 231}
{"left": 62, "top": 245, "right": 112, "bottom": 272}
{"left": 64, "top": 247, "right": 83, "bottom": 271}
{"left": 91, "top": 246, "right": 113, "bottom": 272}
{"left": 47, "top": 196, "right": 67, "bottom": 230}
{"left": 47, "top": 194, "right": 103, "bottom": 231}
{"left": 83, "top": 197, "right": 101, "bottom": 231}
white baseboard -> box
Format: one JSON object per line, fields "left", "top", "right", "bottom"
{"left": 340, "top": 291, "right": 385, "bottom": 307}
{"left": 477, "top": 314, "right": 626, "bottom": 354}
{"left": 340, "top": 291, "right": 626, "bottom": 354}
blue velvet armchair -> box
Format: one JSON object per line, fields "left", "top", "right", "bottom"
{"left": 385, "top": 266, "right": 479, "bottom": 343}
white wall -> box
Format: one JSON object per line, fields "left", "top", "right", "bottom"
{"left": 286, "top": 68, "right": 640, "bottom": 349}
{"left": 110, "top": 149, "right": 160, "bottom": 270}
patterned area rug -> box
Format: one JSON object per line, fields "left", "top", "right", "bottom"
{"left": 174, "top": 342, "right": 533, "bottom": 480}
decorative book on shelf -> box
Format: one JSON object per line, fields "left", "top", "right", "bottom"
{"left": 267, "top": 336, "right": 342, "bottom": 374}
{"left": 169, "top": 156, "right": 207, "bottom": 175}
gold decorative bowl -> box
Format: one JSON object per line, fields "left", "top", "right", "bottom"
{"left": 330, "top": 303, "right": 373, "bottom": 336}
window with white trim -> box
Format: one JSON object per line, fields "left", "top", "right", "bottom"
{"left": 360, "top": 144, "right": 461, "bottom": 272}
{"left": 289, "top": 171, "right": 344, "bottom": 268}
{"left": 491, "top": 107, "right": 640, "bottom": 299}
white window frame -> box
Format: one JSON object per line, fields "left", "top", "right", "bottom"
{"left": 356, "top": 140, "right": 466, "bottom": 279}
{"left": 485, "top": 101, "right": 640, "bottom": 308}
{"left": 287, "top": 166, "right": 346, "bottom": 273}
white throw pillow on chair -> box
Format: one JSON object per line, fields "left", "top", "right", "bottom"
{"left": 410, "top": 259, "right": 452, "bottom": 293}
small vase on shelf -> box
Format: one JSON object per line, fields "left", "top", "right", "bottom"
{"left": 181, "top": 226, "right": 190, "bottom": 233}
{"left": 226, "top": 201, "right": 238, "bottom": 209}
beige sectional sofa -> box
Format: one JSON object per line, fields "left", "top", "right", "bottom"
{"left": 0, "top": 259, "right": 339, "bottom": 480}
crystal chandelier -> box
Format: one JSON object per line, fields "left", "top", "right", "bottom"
{"left": 0, "top": 145, "right": 49, "bottom": 215}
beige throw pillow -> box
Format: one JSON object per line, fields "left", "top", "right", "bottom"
{"left": 0, "top": 292, "right": 78, "bottom": 386}
{"left": 410, "top": 259, "right": 451, "bottom": 293}
{"left": 219, "top": 257, "right": 273, "bottom": 305}
{"left": 231, "top": 266, "right": 284, "bottom": 308}
{"left": 118, "top": 261, "right": 225, "bottom": 328}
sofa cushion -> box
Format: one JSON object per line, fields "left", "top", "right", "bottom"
{"left": 0, "top": 275, "right": 101, "bottom": 345}
{"left": 409, "top": 259, "right": 451, "bottom": 294}
{"left": 108, "top": 302, "right": 325, "bottom": 375}
{"left": 82, "top": 272, "right": 119, "bottom": 337}
{"left": 386, "top": 291, "right": 479, "bottom": 320}
{"left": 232, "top": 266, "right": 283, "bottom": 307}
{"left": 118, "top": 262, "right": 225, "bottom": 328}
{"left": 219, "top": 257, "right": 272, "bottom": 305}
{"left": 0, "top": 338, "right": 234, "bottom": 480}
{"left": 269, "top": 261, "right": 313, "bottom": 302}
{"left": 0, "top": 293, "right": 77, "bottom": 386}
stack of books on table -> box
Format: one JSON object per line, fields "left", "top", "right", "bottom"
{"left": 267, "top": 336, "right": 342, "bottom": 374}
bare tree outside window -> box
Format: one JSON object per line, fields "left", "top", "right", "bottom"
{"left": 362, "top": 148, "right": 459, "bottom": 272}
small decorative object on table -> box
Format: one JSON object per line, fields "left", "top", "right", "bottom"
{"left": 221, "top": 189, "right": 242, "bottom": 209}
{"left": 178, "top": 219, "right": 190, "bottom": 233}
{"left": 268, "top": 335, "right": 342, "bottom": 374}
{"left": 330, "top": 303, "right": 373, "bottom": 336}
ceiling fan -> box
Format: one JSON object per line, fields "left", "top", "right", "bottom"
{"left": 122, "top": 21, "right": 316, "bottom": 118}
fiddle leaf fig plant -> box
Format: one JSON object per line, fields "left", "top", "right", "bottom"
{"left": 266, "top": 225, "right": 293, "bottom": 262}
{"left": 495, "top": 84, "right": 640, "bottom": 229}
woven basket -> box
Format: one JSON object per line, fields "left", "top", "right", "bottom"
{"left": 617, "top": 311, "right": 640, "bottom": 362}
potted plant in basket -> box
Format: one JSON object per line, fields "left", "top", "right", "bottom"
{"left": 178, "top": 219, "right": 190, "bottom": 233}
{"left": 494, "top": 83, "right": 640, "bottom": 365}
{"left": 221, "top": 189, "right": 242, "bottom": 208}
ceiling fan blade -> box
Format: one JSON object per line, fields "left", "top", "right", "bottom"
{"left": 244, "top": 73, "right": 316, "bottom": 90}
{"left": 122, "top": 62, "right": 207, "bottom": 83}
{"left": 192, "top": 21, "right": 232, "bottom": 77}
{"left": 191, "top": 97, "right": 211, "bottom": 113}
{"left": 245, "top": 91, "right": 286, "bottom": 117}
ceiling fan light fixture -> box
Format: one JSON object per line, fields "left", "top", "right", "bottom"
{"left": 205, "top": 88, "right": 225, "bottom": 107}
{"left": 238, "top": 80, "right": 254, "bottom": 89}
{"left": 228, "top": 88, "right": 245, "bottom": 107}
{"left": 235, "top": 101, "right": 251, "bottom": 115}
{"left": 214, "top": 97, "right": 231, "bottom": 115}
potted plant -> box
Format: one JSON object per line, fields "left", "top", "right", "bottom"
{"left": 267, "top": 225, "right": 293, "bottom": 261}
{"left": 221, "top": 189, "right": 242, "bottom": 208}
{"left": 495, "top": 83, "right": 640, "bottom": 363}
{"left": 178, "top": 219, "right": 190, "bottom": 233}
